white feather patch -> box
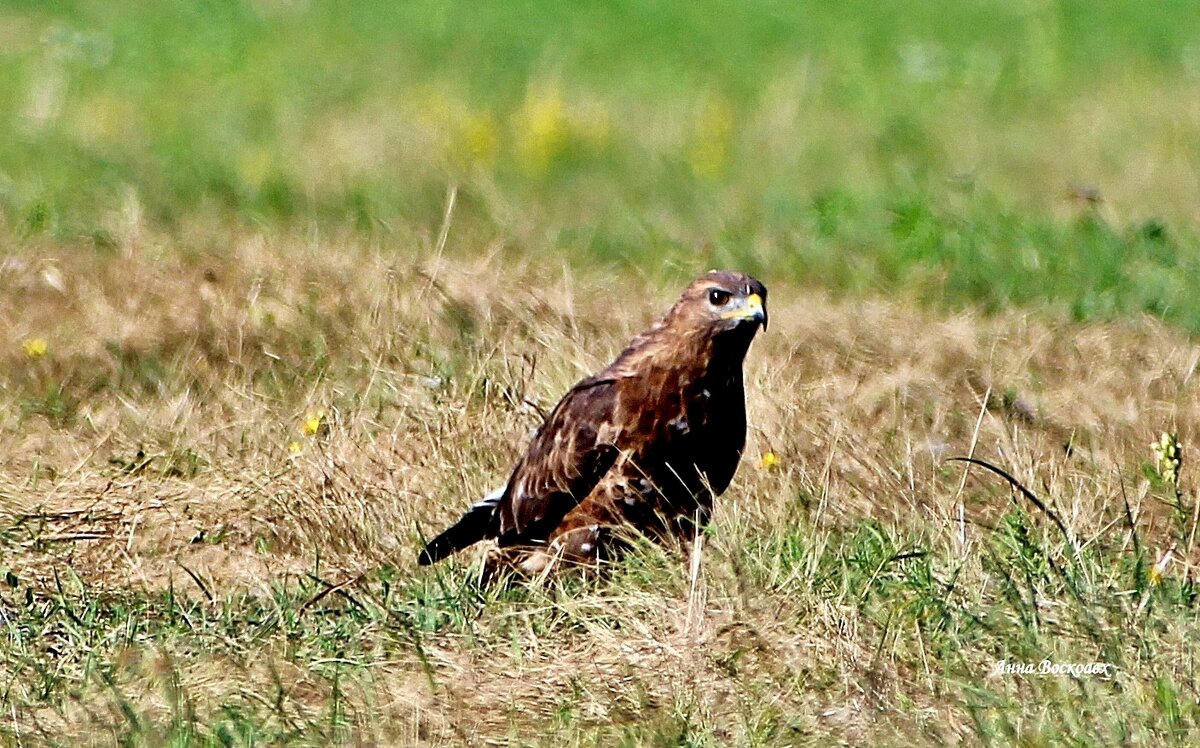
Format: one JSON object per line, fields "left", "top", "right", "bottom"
{"left": 472, "top": 484, "right": 506, "bottom": 511}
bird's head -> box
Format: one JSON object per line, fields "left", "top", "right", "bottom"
{"left": 673, "top": 270, "right": 768, "bottom": 337}
{"left": 603, "top": 269, "right": 767, "bottom": 378}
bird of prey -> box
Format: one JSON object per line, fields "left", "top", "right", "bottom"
{"left": 417, "top": 270, "right": 767, "bottom": 576}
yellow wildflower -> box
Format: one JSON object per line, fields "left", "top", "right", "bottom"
{"left": 302, "top": 412, "right": 324, "bottom": 437}
{"left": 513, "top": 82, "right": 567, "bottom": 175}
{"left": 22, "top": 338, "right": 48, "bottom": 358}
{"left": 287, "top": 441, "right": 302, "bottom": 454}
{"left": 1150, "top": 547, "right": 1174, "bottom": 587}
{"left": 759, "top": 451, "right": 780, "bottom": 470}
{"left": 1150, "top": 431, "right": 1182, "bottom": 485}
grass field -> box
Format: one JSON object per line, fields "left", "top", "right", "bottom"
{"left": 4, "top": 1, "right": 1200, "bottom": 745}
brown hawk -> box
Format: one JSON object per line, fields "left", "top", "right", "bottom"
{"left": 417, "top": 270, "right": 767, "bottom": 575}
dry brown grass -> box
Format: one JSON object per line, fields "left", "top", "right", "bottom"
{"left": 3, "top": 229, "right": 1200, "bottom": 744}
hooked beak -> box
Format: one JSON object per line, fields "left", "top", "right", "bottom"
{"left": 720, "top": 292, "right": 767, "bottom": 330}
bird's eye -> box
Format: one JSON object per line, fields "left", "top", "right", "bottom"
{"left": 708, "top": 289, "right": 732, "bottom": 306}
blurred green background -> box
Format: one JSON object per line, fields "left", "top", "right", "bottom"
{"left": 5, "top": 1, "right": 1200, "bottom": 328}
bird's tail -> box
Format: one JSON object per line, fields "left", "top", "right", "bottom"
{"left": 417, "top": 486, "right": 504, "bottom": 566}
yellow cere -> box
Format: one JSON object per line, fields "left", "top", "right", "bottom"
{"left": 720, "top": 293, "right": 764, "bottom": 320}
{"left": 22, "top": 338, "right": 48, "bottom": 358}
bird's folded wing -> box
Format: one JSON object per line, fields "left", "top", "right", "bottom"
{"left": 493, "top": 376, "right": 622, "bottom": 545}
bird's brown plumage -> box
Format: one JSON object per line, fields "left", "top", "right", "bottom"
{"left": 417, "top": 270, "right": 767, "bottom": 575}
